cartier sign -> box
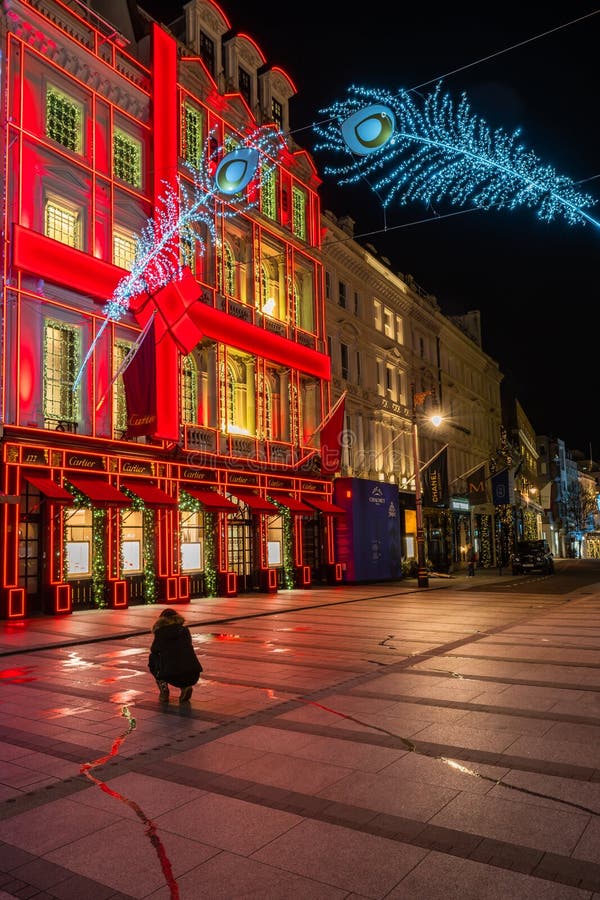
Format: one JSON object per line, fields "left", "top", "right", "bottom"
{"left": 122, "top": 460, "right": 153, "bottom": 476}
{"left": 67, "top": 454, "right": 105, "bottom": 471}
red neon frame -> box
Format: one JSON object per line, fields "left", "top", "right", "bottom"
{"left": 111, "top": 580, "right": 128, "bottom": 608}
{"left": 6, "top": 588, "right": 26, "bottom": 618}
{"left": 54, "top": 583, "right": 72, "bottom": 614}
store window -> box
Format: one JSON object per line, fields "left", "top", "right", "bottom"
{"left": 65, "top": 507, "right": 92, "bottom": 577}
{"left": 46, "top": 86, "right": 82, "bottom": 153}
{"left": 267, "top": 514, "right": 283, "bottom": 568}
{"left": 121, "top": 509, "right": 143, "bottom": 574}
{"left": 180, "top": 508, "right": 205, "bottom": 572}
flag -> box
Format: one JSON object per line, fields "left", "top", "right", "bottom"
{"left": 491, "top": 467, "right": 515, "bottom": 506}
{"left": 123, "top": 319, "right": 157, "bottom": 437}
{"left": 319, "top": 394, "right": 346, "bottom": 474}
{"left": 467, "top": 465, "right": 487, "bottom": 505}
{"left": 422, "top": 446, "right": 449, "bottom": 507}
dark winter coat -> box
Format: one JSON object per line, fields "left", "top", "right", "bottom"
{"left": 148, "top": 612, "right": 202, "bottom": 688}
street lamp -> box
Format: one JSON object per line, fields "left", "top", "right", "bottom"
{"left": 411, "top": 384, "right": 440, "bottom": 588}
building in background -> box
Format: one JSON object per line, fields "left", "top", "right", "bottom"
{"left": 322, "top": 210, "right": 504, "bottom": 577}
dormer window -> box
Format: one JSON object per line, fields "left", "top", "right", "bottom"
{"left": 271, "top": 98, "right": 283, "bottom": 129}
{"left": 199, "top": 31, "right": 215, "bottom": 76}
{"left": 238, "top": 67, "right": 252, "bottom": 106}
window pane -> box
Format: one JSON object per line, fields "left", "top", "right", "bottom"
{"left": 113, "top": 230, "right": 136, "bottom": 270}
{"left": 291, "top": 186, "right": 306, "bottom": 240}
{"left": 113, "top": 129, "right": 142, "bottom": 188}
{"left": 45, "top": 201, "right": 80, "bottom": 248}
{"left": 261, "top": 166, "right": 277, "bottom": 220}
{"left": 44, "top": 321, "right": 79, "bottom": 423}
{"left": 46, "top": 87, "right": 82, "bottom": 152}
{"left": 183, "top": 104, "right": 203, "bottom": 169}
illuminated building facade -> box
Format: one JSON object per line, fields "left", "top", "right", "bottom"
{"left": 0, "top": 0, "right": 343, "bottom": 619}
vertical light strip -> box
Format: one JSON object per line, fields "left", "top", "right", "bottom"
{"left": 151, "top": 24, "right": 180, "bottom": 441}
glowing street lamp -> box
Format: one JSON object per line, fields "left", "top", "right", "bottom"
{"left": 411, "top": 384, "right": 442, "bottom": 588}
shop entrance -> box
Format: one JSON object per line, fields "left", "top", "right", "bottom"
{"left": 18, "top": 484, "right": 42, "bottom": 614}
{"left": 302, "top": 514, "right": 325, "bottom": 583}
{"left": 227, "top": 515, "right": 254, "bottom": 591}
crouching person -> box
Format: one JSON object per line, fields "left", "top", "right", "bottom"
{"left": 148, "top": 608, "right": 202, "bottom": 704}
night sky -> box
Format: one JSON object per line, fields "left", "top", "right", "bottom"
{"left": 142, "top": 1, "right": 600, "bottom": 459}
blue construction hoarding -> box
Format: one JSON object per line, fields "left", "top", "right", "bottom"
{"left": 333, "top": 477, "right": 402, "bottom": 582}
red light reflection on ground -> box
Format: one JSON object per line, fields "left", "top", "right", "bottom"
{"left": 109, "top": 690, "right": 143, "bottom": 704}
{"left": 42, "top": 706, "right": 92, "bottom": 719}
{"left": 0, "top": 665, "right": 37, "bottom": 684}
{"left": 80, "top": 705, "right": 179, "bottom": 899}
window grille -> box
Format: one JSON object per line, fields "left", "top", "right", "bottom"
{"left": 291, "top": 186, "right": 306, "bottom": 240}
{"left": 180, "top": 354, "right": 198, "bottom": 424}
{"left": 183, "top": 103, "right": 203, "bottom": 169}
{"left": 113, "top": 128, "right": 141, "bottom": 188}
{"left": 113, "top": 230, "right": 136, "bottom": 270}
{"left": 43, "top": 320, "right": 80, "bottom": 424}
{"left": 46, "top": 86, "right": 82, "bottom": 152}
{"left": 261, "top": 165, "right": 277, "bottom": 220}
{"left": 113, "top": 341, "right": 131, "bottom": 435}
{"left": 45, "top": 200, "right": 80, "bottom": 248}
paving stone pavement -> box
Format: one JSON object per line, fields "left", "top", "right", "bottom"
{"left": 2, "top": 569, "right": 600, "bottom": 899}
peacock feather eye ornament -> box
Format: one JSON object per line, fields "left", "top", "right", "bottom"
{"left": 314, "top": 82, "right": 599, "bottom": 229}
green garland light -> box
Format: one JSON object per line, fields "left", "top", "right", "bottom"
{"left": 92, "top": 509, "right": 107, "bottom": 607}
{"left": 479, "top": 514, "right": 492, "bottom": 568}
{"left": 270, "top": 501, "right": 295, "bottom": 589}
{"left": 142, "top": 508, "right": 157, "bottom": 603}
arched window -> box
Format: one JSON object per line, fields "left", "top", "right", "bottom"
{"left": 219, "top": 352, "right": 254, "bottom": 435}
{"left": 260, "top": 260, "right": 281, "bottom": 319}
{"left": 217, "top": 241, "right": 236, "bottom": 296}
{"left": 180, "top": 354, "right": 198, "bottom": 424}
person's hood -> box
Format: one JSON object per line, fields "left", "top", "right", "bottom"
{"left": 152, "top": 613, "right": 186, "bottom": 632}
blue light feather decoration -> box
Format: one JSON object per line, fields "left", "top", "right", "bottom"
{"left": 73, "top": 126, "right": 283, "bottom": 389}
{"left": 313, "top": 83, "right": 599, "bottom": 228}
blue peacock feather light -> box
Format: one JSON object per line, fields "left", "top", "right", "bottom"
{"left": 313, "top": 82, "right": 599, "bottom": 228}
{"left": 73, "top": 126, "right": 283, "bottom": 389}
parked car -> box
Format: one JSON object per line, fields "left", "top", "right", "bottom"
{"left": 511, "top": 540, "right": 554, "bottom": 575}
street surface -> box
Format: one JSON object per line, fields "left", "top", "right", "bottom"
{"left": 1, "top": 559, "right": 600, "bottom": 898}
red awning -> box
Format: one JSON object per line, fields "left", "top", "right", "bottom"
{"left": 228, "top": 490, "right": 278, "bottom": 513}
{"left": 24, "top": 475, "right": 74, "bottom": 504}
{"left": 271, "top": 494, "right": 313, "bottom": 514}
{"left": 121, "top": 481, "right": 177, "bottom": 508}
{"left": 67, "top": 477, "right": 130, "bottom": 508}
{"left": 303, "top": 496, "right": 346, "bottom": 515}
{"left": 184, "top": 487, "right": 238, "bottom": 511}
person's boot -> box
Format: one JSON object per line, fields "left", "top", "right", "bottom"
{"left": 179, "top": 686, "right": 193, "bottom": 703}
{"left": 158, "top": 681, "right": 170, "bottom": 702}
